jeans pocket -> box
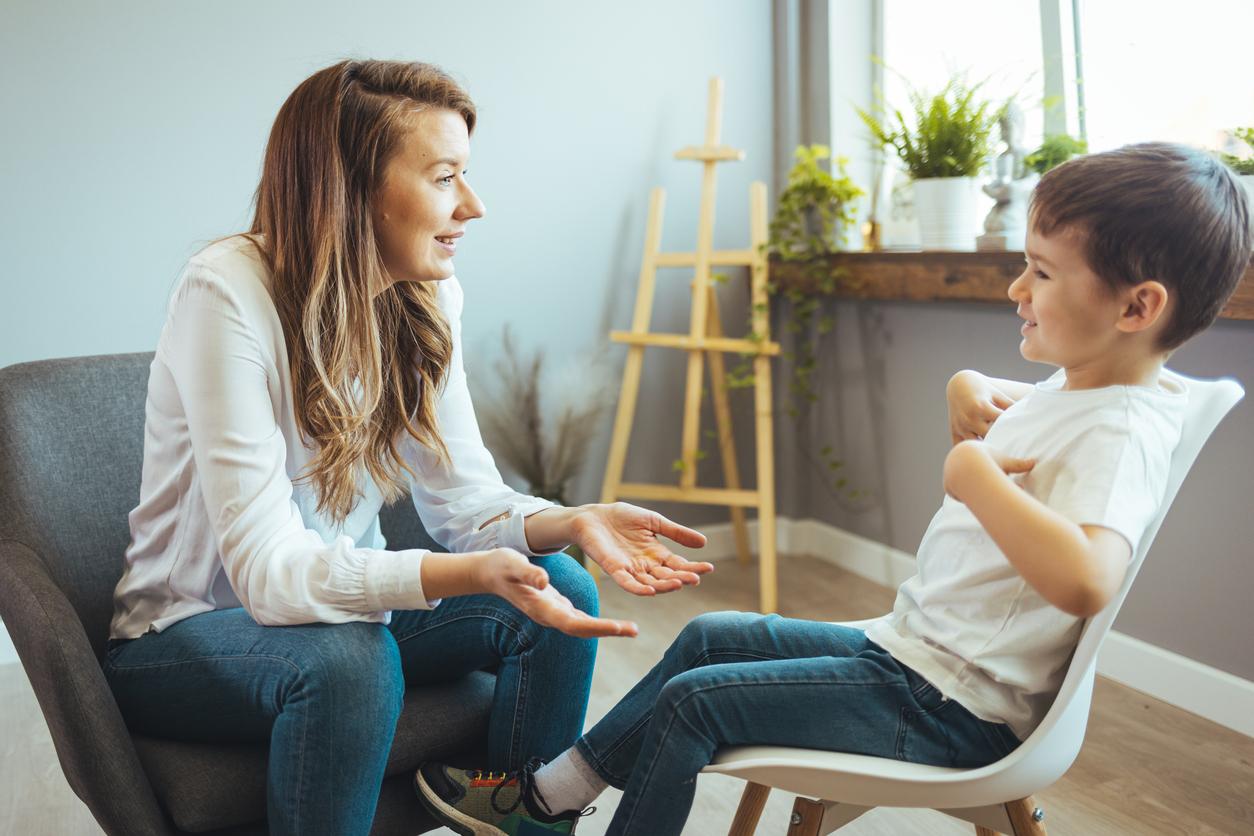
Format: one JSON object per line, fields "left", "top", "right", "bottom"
{"left": 974, "top": 719, "right": 1021, "bottom": 761}
{"left": 902, "top": 666, "right": 949, "bottom": 714}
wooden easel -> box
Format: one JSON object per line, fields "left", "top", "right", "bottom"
{"left": 599, "top": 78, "right": 781, "bottom": 614}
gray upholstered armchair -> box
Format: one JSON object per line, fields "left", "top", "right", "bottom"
{"left": 0, "top": 352, "right": 495, "bottom": 835}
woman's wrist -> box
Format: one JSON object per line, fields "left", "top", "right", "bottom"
{"left": 523, "top": 505, "right": 592, "bottom": 552}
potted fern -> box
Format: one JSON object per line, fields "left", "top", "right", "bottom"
{"left": 859, "top": 78, "right": 996, "bottom": 250}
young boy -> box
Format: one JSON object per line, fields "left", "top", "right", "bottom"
{"left": 414, "top": 142, "right": 1252, "bottom": 836}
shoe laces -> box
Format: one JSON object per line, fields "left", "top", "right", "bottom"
{"left": 485, "top": 758, "right": 597, "bottom": 821}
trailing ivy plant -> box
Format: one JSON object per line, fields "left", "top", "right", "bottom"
{"left": 689, "top": 145, "right": 868, "bottom": 500}
{"left": 670, "top": 146, "right": 872, "bottom": 503}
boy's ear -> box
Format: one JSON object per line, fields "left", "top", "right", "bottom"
{"left": 1116, "top": 280, "right": 1170, "bottom": 335}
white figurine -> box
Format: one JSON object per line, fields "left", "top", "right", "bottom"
{"left": 978, "top": 102, "right": 1037, "bottom": 251}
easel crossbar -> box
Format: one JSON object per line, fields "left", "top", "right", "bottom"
{"left": 609, "top": 332, "right": 780, "bottom": 355}
{"left": 654, "top": 250, "right": 756, "bottom": 268}
{"left": 615, "top": 483, "right": 761, "bottom": 507}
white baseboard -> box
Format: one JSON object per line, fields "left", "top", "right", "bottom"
{"left": 0, "top": 620, "right": 17, "bottom": 667}
{"left": 685, "top": 517, "right": 1254, "bottom": 739}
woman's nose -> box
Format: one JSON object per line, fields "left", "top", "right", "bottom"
{"left": 457, "top": 184, "right": 486, "bottom": 221}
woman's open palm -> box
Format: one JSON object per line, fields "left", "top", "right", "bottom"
{"left": 573, "top": 503, "right": 713, "bottom": 596}
{"left": 487, "top": 548, "right": 638, "bottom": 638}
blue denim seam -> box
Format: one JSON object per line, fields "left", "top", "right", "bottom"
{"left": 617, "top": 677, "right": 900, "bottom": 833}
{"left": 104, "top": 652, "right": 304, "bottom": 677}
{"left": 390, "top": 610, "right": 536, "bottom": 651}
{"left": 509, "top": 646, "right": 529, "bottom": 768}
{"left": 895, "top": 705, "right": 911, "bottom": 760}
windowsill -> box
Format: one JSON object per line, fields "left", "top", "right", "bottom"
{"left": 770, "top": 250, "right": 1254, "bottom": 322}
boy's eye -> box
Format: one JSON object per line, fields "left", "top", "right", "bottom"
{"left": 438, "top": 175, "right": 455, "bottom": 186}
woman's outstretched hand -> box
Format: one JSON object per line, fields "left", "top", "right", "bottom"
{"left": 480, "top": 548, "right": 639, "bottom": 638}
{"left": 572, "top": 502, "right": 712, "bottom": 596}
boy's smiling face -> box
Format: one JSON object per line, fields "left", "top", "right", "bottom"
{"left": 1009, "top": 227, "right": 1133, "bottom": 379}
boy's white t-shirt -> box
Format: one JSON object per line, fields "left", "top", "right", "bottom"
{"left": 866, "top": 369, "right": 1186, "bottom": 739}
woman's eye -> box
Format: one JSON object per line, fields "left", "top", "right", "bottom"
{"left": 1035, "top": 270, "right": 1050, "bottom": 280}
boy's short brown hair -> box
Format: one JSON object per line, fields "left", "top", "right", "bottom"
{"left": 1030, "top": 142, "right": 1252, "bottom": 349}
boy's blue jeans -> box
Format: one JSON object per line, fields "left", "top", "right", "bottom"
{"left": 575, "top": 611, "right": 1022, "bottom": 836}
{"left": 102, "top": 552, "right": 597, "bottom": 836}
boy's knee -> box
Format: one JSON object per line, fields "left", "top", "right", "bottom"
{"left": 656, "top": 667, "right": 718, "bottom": 727}
{"left": 676, "top": 610, "right": 759, "bottom": 651}
{"left": 539, "top": 552, "right": 599, "bottom": 617}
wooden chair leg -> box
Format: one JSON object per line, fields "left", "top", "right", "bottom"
{"left": 787, "top": 796, "right": 825, "bottom": 836}
{"left": 728, "top": 782, "right": 771, "bottom": 836}
{"left": 971, "top": 796, "right": 1047, "bottom": 836}
{"left": 1005, "top": 796, "right": 1047, "bottom": 835}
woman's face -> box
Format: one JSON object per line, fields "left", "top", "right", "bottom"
{"left": 373, "top": 108, "right": 485, "bottom": 287}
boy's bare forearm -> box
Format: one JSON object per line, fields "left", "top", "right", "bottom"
{"left": 981, "top": 374, "right": 1035, "bottom": 400}
{"left": 943, "top": 441, "right": 1127, "bottom": 616}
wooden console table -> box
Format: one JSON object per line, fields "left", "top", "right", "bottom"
{"left": 770, "top": 251, "right": 1254, "bottom": 321}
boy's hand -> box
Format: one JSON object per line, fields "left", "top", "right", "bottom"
{"left": 944, "top": 439, "right": 1035, "bottom": 503}
{"left": 946, "top": 370, "right": 1019, "bottom": 445}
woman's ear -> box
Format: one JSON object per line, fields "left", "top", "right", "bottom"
{"left": 1117, "top": 280, "right": 1170, "bottom": 335}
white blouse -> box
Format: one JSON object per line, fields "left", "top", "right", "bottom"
{"left": 110, "top": 236, "right": 555, "bottom": 639}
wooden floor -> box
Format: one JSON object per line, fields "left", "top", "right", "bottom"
{"left": 3, "top": 555, "right": 1251, "bottom": 835}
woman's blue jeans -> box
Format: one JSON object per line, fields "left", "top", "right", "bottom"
{"left": 102, "top": 552, "right": 597, "bottom": 836}
{"left": 575, "top": 611, "right": 1022, "bottom": 836}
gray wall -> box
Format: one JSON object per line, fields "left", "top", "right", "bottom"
{"left": 0, "top": 0, "right": 773, "bottom": 516}
{"left": 0, "top": 0, "right": 771, "bottom": 661}
{"left": 792, "top": 299, "right": 1254, "bottom": 681}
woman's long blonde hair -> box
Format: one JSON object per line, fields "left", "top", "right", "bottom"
{"left": 251, "top": 60, "right": 476, "bottom": 523}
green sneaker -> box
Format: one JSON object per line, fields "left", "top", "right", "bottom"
{"left": 414, "top": 758, "right": 590, "bottom": 835}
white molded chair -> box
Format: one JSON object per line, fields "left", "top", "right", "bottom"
{"left": 705, "top": 370, "right": 1244, "bottom": 836}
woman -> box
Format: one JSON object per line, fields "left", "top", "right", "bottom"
{"left": 104, "top": 59, "right": 712, "bottom": 836}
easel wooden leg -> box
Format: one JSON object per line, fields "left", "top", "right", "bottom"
{"left": 727, "top": 782, "right": 771, "bottom": 836}
{"left": 706, "top": 286, "right": 752, "bottom": 564}
{"left": 748, "top": 182, "right": 777, "bottom": 614}
{"left": 755, "top": 352, "right": 778, "bottom": 613}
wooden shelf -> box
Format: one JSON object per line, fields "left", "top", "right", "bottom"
{"left": 770, "top": 251, "right": 1254, "bottom": 321}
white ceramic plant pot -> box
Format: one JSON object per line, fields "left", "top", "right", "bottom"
{"left": 913, "top": 176, "right": 979, "bottom": 250}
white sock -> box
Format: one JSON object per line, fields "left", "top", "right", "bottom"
{"left": 532, "top": 748, "right": 608, "bottom": 815}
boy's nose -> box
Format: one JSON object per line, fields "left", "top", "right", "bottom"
{"left": 1007, "top": 270, "right": 1028, "bottom": 302}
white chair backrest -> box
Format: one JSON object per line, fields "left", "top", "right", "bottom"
{"left": 1007, "top": 369, "right": 1244, "bottom": 780}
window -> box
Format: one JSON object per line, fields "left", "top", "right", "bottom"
{"left": 1077, "top": 0, "right": 1254, "bottom": 154}
{"left": 880, "top": 0, "right": 1048, "bottom": 151}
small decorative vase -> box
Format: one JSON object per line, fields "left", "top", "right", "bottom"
{"left": 913, "top": 176, "right": 979, "bottom": 251}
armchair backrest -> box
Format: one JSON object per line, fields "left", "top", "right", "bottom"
{"left": 0, "top": 352, "right": 153, "bottom": 658}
